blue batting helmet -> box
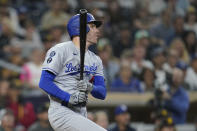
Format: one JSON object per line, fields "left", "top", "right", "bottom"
{"left": 67, "top": 13, "right": 102, "bottom": 38}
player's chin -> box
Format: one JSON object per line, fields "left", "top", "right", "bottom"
{"left": 87, "top": 37, "right": 98, "bottom": 44}
{"left": 91, "top": 39, "right": 98, "bottom": 44}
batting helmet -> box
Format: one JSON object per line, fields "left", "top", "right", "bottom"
{"left": 67, "top": 13, "right": 102, "bottom": 38}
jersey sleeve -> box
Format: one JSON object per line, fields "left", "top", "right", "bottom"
{"left": 42, "top": 46, "right": 64, "bottom": 75}
{"left": 95, "top": 56, "right": 104, "bottom": 76}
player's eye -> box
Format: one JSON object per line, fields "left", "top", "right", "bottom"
{"left": 89, "top": 23, "right": 96, "bottom": 28}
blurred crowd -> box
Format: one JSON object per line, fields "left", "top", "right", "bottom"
{"left": 1, "top": 0, "right": 197, "bottom": 130}
{"left": 87, "top": 105, "right": 178, "bottom": 131}
{"left": 0, "top": 104, "right": 180, "bottom": 131}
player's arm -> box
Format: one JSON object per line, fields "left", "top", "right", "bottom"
{"left": 39, "top": 70, "right": 70, "bottom": 105}
{"left": 90, "top": 56, "right": 106, "bottom": 100}
{"left": 90, "top": 56, "right": 107, "bottom": 100}
{"left": 39, "top": 70, "right": 87, "bottom": 106}
{"left": 39, "top": 46, "right": 71, "bottom": 104}
{"left": 90, "top": 75, "right": 106, "bottom": 100}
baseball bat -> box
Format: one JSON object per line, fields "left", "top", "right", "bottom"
{"left": 79, "top": 9, "right": 87, "bottom": 80}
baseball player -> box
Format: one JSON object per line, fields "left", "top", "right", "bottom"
{"left": 39, "top": 12, "right": 107, "bottom": 131}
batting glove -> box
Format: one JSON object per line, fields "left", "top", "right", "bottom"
{"left": 77, "top": 80, "right": 93, "bottom": 93}
{"left": 68, "top": 91, "right": 87, "bottom": 106}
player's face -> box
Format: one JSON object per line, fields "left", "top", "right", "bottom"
{"left": 87, "top": 23, "right": 100, "bottom": 44}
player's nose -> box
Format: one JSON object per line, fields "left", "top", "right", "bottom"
{"left": 95, "top": 28, "right": 100, "bottom": 36}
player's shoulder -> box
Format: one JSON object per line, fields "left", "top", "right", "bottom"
{"left": 52, "top": 41, "right": 72, "bottom": 49}
{"left": 88, "top": 50, "right": 99, "bottom": 58}
{"left": 88, "top": 50, "right": 102, "bottom": 63}
{"left": 48, "top": 41, "right": 73, "bottom": 52}
{"left": 87, "top": 50, "right": 96, "bottom": 56}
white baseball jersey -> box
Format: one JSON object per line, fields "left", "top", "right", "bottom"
{"left": 42, "top": 41, "right": 106, "bottom": 131}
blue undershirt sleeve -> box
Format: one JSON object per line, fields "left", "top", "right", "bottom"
{"left": 90, "top": 76, "right": 106, "bottom": 100}
{"left": 39, "top": 70, "right": 70, "bottom": 104}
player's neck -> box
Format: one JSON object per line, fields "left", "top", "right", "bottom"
{"left": 72, "top": 37, "right": 80, "bottom": 49}
{"left": 72, "top": 36, "right": 90, "bottom": 50}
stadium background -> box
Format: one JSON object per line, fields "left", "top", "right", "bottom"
{"left": 0, "top": 0, "right": 197, "bottom": 130}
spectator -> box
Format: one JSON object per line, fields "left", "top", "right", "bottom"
{"left": 108, "top": 105, "right": 136, "bottom": 131}
{"left": 0, "top": 0, "right": 22, "bottom": 34}
{"left": 171, "top": 16, "right": 187, "bottom": 41}
{"left": 11, "top": 20, "right": 43, "bottom": 59}
{"left": 184, "top": 6, "right": 197, "bottom": 35}
{"left": 0, "top": 54, "right": 23, "bottom": 81}
{"left": 84, "top": 0, "right": 108, "bottom": 9}
{"left": 49, "top": 25, "right": 69, "bottom": 44}
{"left": 0, "top": 79, "right": 10, "bottom": 109}
{"left": 61, "top": 0, "right": 74, "bottom": 14}
{"left": 113, "top": 23, "right": 132, "bottom": 58}
{"left": 176, "top": 0, "right": 190, "bottom": 16}
{"left": 163, "top": 68, "right": 189, "bottom": 124}
{"left": 87, "top": 111, "right": 95, "bottom": 122}
{"left": 166, "top": 0, "right": 188, "bottom": 17}
{"left": 131, "top": 44, "right": 152, "bottom": 78}
{"left": 155, "top": 116, "right": 176, "bottom": 131}
{"left": 185, "top": 54, "right": 197, "bottom": 90}
{"left": 163, "top": 49, "right": 179, "bottom": 76}
{"left": 170, "top": 38, "right": 190, "bottom": 64}
{"left": 176, "top": 61, "right": 189, "bottom": 89}
{"left": 0, "top": 110, "right": 16, "bottom": 131}
{"left": 141, "top": 0, "right": 166, "bottom": 16}
{"left": 0, "top": 68, "right": 16, "bottom": 81}
{"left": 110, "top": 60, "right": 143, "bottom": 92}
{"left": 0, "top": 17, "right": 14, "bottom": 59}
{"left": 20, "top": 48, "right": 44, "bottom": 94}
{"left": 107, "top": 0, "right": 122, "bottom": 26}
{"left": 149, "top": 9, "right": 174, "bottom": 45}
{"left": 97, "top": 38, "right": 119, "bottom": 88}
{"left": 16, "top": 6, "right": 29, "bottom": 31}
{"left": 94, "top": 111, "right": 109, "bottom": 129}
{"left": 117, "top": 0, "right": 136, "bottom": 10}
{"left": 134, "top": 30, "right": 151, "bottom": 48}
{"left": 28, "top": 103, "right": 53, "bottom": 131}
{"left": 41, "top": 0, "right": 70, "bottom": 30}
{"left": 190, "top": 0, "right": 197, "bottom": 9}
{"left": 133, "top": 6, "right": 153, "bottom": 30}
{"left": 140, "top": 66, "right": 155, "bottom": 92}
{"left": 183, "top": 31, "right": 197, "bottom": 57}
{"left": 7, "top": 81, "right": 36, "bottom": 129}
{"left": 151, "top": 109, "right": 169, "bottom": 126}
{"left": 151, "top": 47, "right": 168, "bottom": 91}
{"left": 42, "top": 34, "right": 55, "bottom": 52}
{"left": 120, "top": 49, "right": 133, "bottom": 63}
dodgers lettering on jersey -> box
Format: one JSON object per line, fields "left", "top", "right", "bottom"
{"left": 42, "top": 41, "right": 104, "bottom": 95}
{"left": 65, "top": 63, "right": 97, "bottom": 75}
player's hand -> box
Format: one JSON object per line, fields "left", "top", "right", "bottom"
{"left": 77, "top": 80, "right": 93, "bottom": 93}
{"left": 68, "top": 91, "right": 87, "bottom": 105}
